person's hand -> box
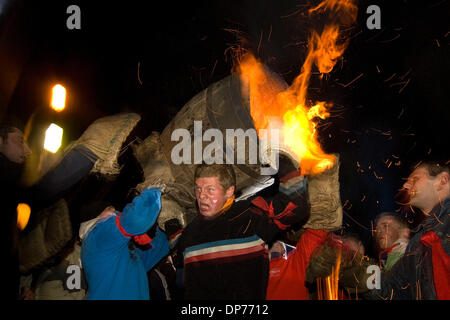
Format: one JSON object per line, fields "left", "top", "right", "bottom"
{"left": 305, "top": 243, "right": 338, "bottom": 283}
{"left": 339, "top": 255, "right": 376, "bottom": 293}
{"left": 98, "top": 206, "right": 115, "bottom": 219}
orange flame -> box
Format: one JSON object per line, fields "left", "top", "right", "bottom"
{"left": 317, "top": 242, "right": 342, "bottom": 300}
{"left": 237, "top": 0, "right": 357, "bottom": 175}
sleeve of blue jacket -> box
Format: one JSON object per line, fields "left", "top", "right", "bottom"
{"left": 138, "top": 227, "right": 170, "bottom": 271}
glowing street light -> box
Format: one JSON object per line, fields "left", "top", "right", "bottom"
{"left": 50, "top": 84, "right": 66, "bottom": 112}
{"left": 44, "top": 123, "right": 63, "bottom": 153}
{"left": 17, "top": 203, "right": 31, "bottom": 231}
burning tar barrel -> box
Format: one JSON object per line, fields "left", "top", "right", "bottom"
{"left": 134, "top": 66, "right": 342, "bottom": 231}
{"left": 134, "top": 66, "right": 288, "bottom": 226}
{"left": 159, "top": 67, "right": 289, "bottom": 193}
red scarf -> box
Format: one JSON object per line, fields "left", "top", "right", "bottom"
{"left": 420, "top": 231, "right": 450, "bottom": 300}
{"left": 251, "top": 196, "right": 297, "bottom": 230}
{"left": 115, "top": 213, "right": 152, "bottom": 246}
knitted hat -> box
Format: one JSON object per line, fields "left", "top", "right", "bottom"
{"left": 119, "top": 187, "right": 162, "bottom": 235}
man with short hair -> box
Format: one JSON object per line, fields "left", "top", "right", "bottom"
{"left": 374, "top": 212, "right": 410, "bottom": 270}
{"left": 171, "top": 158, "right": 310, "bottom": 299}
{"left": 0, "top": 122, "right": 31, "bottom": 165}
{"left": 307, "top": 160, "right": 450, "bottom": 300}
{"left": 382, "top": 161, "right": 450, "bottom": 299}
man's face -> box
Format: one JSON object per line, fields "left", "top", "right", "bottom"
{"left": 375, "top": 216, "right": 400, "bottom": 250}
{"left": 195, "top": 176, "right": 234, "bottom": 220}
{"left": 0, "top": 128, "right": 31, "bottom": 164}
{"left": 402, "top": 167, "right": 438, "bottom": 213}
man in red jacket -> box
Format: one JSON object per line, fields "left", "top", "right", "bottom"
{"left": 266, "top": 229, "right": 328, "bottom": 300}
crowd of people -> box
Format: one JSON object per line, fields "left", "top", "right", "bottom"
{"left": 1, "top": 113, "right": 449, "bottom": 300}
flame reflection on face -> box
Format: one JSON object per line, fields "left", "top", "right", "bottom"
{"left": 195, "top": 177, "right": 234, "bottom": 220}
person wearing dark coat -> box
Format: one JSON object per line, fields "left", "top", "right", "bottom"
{"left": 306, "top": 161, "right": 450, "bottom": 300}
{"left": 170, "top": 158, "right": 310, "bottom": 300}
{"left": 0, "top": 115, "right": 32, "bottom": 299}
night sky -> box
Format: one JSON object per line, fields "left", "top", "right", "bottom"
{"left": 2, "top": 0, "right": 449, "bottom": 250}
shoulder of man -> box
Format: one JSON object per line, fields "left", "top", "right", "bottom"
{"left": 429, "top": 198, "right": 450, "bottom": 241}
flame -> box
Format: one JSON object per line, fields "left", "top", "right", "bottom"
{"left": 317, "top": 242, "right": 342, "bottom": 300}
{"left": 237, "top": 0, "right": 357, "bottom": 175}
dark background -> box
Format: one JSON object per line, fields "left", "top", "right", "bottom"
{"left": 1, "top": 0, "right": 448, "bottom": 251}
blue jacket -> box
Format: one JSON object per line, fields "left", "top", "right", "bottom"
{"left": 81, "top": 188, "right": 169, "bottom": 300}
{"left": 367, "top": 197, "right": 450, "bottom": 300}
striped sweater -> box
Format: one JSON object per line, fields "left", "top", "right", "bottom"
{"left": 173, "top": 189, "right": 310, "bottom": 300}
